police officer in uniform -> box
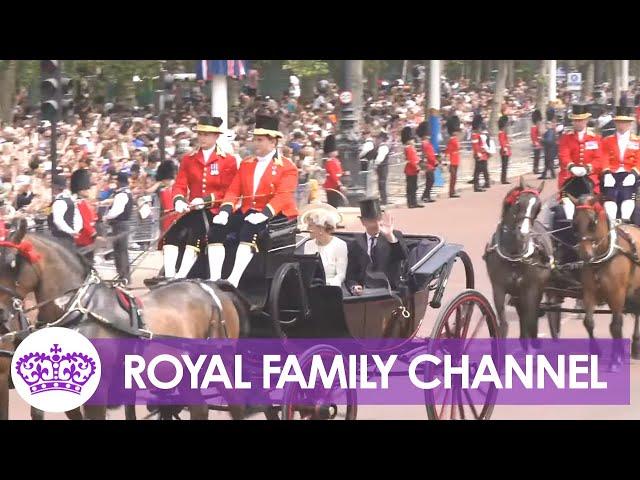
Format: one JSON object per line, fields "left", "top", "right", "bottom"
{"left": 359, "top": 131, "right": 390, "bottom": 205}
{"left": 103, "top": 171, "right": 133, "bottom": 284}
{"left": 48, "top": 174, "right": 82, "bottom": 251}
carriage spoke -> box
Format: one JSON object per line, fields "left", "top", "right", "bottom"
{"left": 438, "top": 388, "right": 451, "bottom": 418}
{"left": 457, "top": 389, "right": 466, "bottom": 420}
{"left": 463, "top": 389, "right": 481, "bottom": 419}
{"left": 463, "top": 312, "right": 488, "bottom": 354}
{"left": 460, "top": 301, "right": 475, "bottom": 339}
{"left": 450, "top": 389, "right": 458, "bottom": 420}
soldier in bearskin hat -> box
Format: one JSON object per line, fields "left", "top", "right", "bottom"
{"left": 444, "top": 115, "right": 462, "bottom": 198}
{"left": 322, "top": 134, "right": 344, "bottom": 208}
{"left": 402, "top": 126, "right": 423, "bottom": 208}
{"left": 531, "top": 109, "right": 543, "bottom": 174}
{"left": 471, "top": 113, "right": 491, "bottom": 192}
{"left": 70, "top": 168, "right": 98, "bottom": 264}
{"left": 417, "top": 121, "right": 438, "bottom": 203}
{"left": 498, "top": 115, "right": 511, "bottom": 184}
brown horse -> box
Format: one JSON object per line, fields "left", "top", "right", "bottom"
{"left": 484, "top": 177, "right": 553, "bottom": 347}
{"left": 570, "top": 194, "right": 640, "bottom": 367}
{"left": 0, "top": 218, "right": 250, "bottom": 420}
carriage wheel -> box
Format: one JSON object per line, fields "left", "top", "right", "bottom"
{"left": 425, "top": 289, "right": 500, "bottom": 420}
{"left": 457, "top": 250, "right": 475, "bottom": 289}
{"left": 281, "top": 345, "right": 357, "bottom": 420}
{"left": 269, "top": 262, "right": 310, "bottom": 338}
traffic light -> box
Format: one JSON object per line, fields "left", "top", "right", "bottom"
{"left": 40, "top": 60, "right": 60, "bottom": 122}
{"left": 160, "top": 70, "right": 175, "bottom": 111}
{"left": 60, "top": 76, "right": 74, "bottom": 120}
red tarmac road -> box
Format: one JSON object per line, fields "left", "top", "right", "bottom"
{"left": 7, "top": 172, "right": 640, "bottom": 419}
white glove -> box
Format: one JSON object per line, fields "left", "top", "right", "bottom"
{"left": 212, "top": 211, "right": 229, "bottom": 225}
{"left": 623, "top": 173, "right": 637, "bottom": 187}
{"left": 603, "top": 173, "right": 615, "bottom": 188}
{"left": 569, "top": 166, "right": 587, "bottom": 177}
{"left": 245, "top": 212, "right": 269, "bottom": 225}
{"left": 175, "top": 199, "right": 189, "bottom": 213}
{"left": 190, "top": 197, "right": 205, "bottom": 210}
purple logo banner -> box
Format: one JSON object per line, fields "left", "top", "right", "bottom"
{"left": 86, "top": 339, "right": 630, "bottom": 406}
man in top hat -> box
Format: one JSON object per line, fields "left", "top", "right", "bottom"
{"left": 359, "top": 131, "right": 390, "bottom": 205}
{"left": 345, "top": 198, "right": 409, "bottom": 295}
{"left": 103, "top": 171, "right": 134, "bottom": 283}
{"left": 471, "top": 113, "right": 491, "bottom": 192}
{"left": 402, "top": 126, "right": 424, "bottom": 208}
{"left": 417, "top": 121, "right": 438, "bottom": 203}
{"left": 599, "top": 105, "right": 640, "bottom": 223}
{"left": 444, "top": 115, "right": 462, "bottom": 198}
{"left": 531, "top": 109, "right": 543, "bottom": 175}
{"left": 557, "top": 104, "right": 602, "bottom": 220}
{"left": 47, "top": 174, "right": 82, "bottom": 251}
{"left": 169, "top": 115, "right": 238, "bottom": 280}
{"left": 322, "top": 134, "right": 344, "bottom": 208}
{"left": 498, "top": 115, "right": 511, "bottom": 185}
{"left": 71, "top": 168, "right": 98, "bottom": 264}
{"left": 208, "top": 112, "right": 298, "bottom": 287}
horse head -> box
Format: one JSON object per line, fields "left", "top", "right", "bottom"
{"left": 569, "top": 193, "right": 609, "bottom": 262}
{"left": 499, "top": 176, "right": 545, "bottom": 254}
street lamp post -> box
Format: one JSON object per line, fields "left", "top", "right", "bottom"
{"left": 336, "top": 97, "right": 366, "bottom": 205}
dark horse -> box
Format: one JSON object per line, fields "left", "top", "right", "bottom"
{"left": 484, "top": 177, "right": 554, "bottom": 347}
{"left": 570, "top": 193, "right": 640, "bottom": 367}
{"left": 0, "top": 218, "right": 250, "bottom": 420}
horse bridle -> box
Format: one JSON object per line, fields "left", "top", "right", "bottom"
{"left": 496, "top": 190, "right": 541, "bottom": 260}
{"left": 574, "top": 203, "right": 611, "bottom": 254}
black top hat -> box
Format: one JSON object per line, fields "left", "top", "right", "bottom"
{"left": 323, "top": 134, "right": 337, "bottom": 154}
{"left": 70, "top": 168, "right": 91, "bottom": 194}
{"left": 155, "top": 160, "right": 176, "bottom": 181}
{"left": 416, "top": 121, "right": 429, "bottom": 138}
{"left": 498, "top": 115, "right": 509, "bottom": 129}
{"left": 471, "top": 113, "right": 483, "bottom": 130}
{"left": 195, "top": 115, "right": 223, "bottom": 134}
{"left": 569, "top": 104, "right": 591, "bottom": 120}
{"left": 359, "top": 197, "right": 383, "bottom": 220}
{"left": 52, "top": 174, "right": 67, "bottom": 189}
{"left": 614, "top": 105, "right": 635, "bottom": 121}
{"left": 253, "top": 113, "right": 283, "bottom": 138}
{"left": 531, "top": 109, "right": 542, "bottom": 124}
{"left": 117, "top": 171, "right": 129, "bottom": 186}
{"left": 400, "top": 126, "right": 414, "bottom": 144}
{"left": 446, "top": 115, "right": 461, "bottom": 136}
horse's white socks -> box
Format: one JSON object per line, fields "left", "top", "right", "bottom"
{"left": 561, "top": 197, "right": 576, "bottom": 221}
{"left": 162, "top": 244, "right": 179, "bottom": 278}
{"left": 207, "top": 244, "right": 226, "bottom": 281}
{"left": 175, "top": 245, "right": 198, "bottom": 278}
{"left": 621, "top": 199, "right": 636, "bottom": 221}
{"left": 604, "top": 201, "right": 618, "bottom": 222}
{"left": 227, "top": 243, "right": 254, "bottom": 288}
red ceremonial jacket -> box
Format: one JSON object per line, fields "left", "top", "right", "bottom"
{"left": 531, "top": 125, "right": 542, "bottom": 149}
{"left": 445, "top": 137, "right": 460, "bottom": 166}
{"left": 558, "top": 129, "right": 602, "bottom": 189}
{"left": 421, "top": 140, "right": 437, "bottom": 170}
{"left": 499, "top": 131, "right": 511, "bottom": 157}
{"left": 75, "top": 199, "right": 97, "bottom": 247}
{"left": 172, "top": 146, "right": 238, "bottom": 214}
{"left": 471, "top": 132, "right": 489, "bottom": 161}
{"left": 404, "top": 144, "right": 421, "bottom": 176}
{"left": 600, "top": 133, "right": 640, "bottom": 175}
{"left": 221, "top": 153, "right": 298, "bottom": 218}
{"left": 323, "top": 157, "right": 343, "bottom": 190}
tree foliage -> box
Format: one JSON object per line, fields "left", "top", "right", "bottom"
{"left": 282, "top": 60, "right": 329, "bottom": 78}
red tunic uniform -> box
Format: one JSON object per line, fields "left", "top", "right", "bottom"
{"left": 221, "top": 154, "right": 298, "bottom": 218}
{"left": 172, "top": 146, "right": 238, "bottom": 214}
{"left": 75, "top": 199, "right": 97, "bottom": 247}
{"left": 323, "top": 156, "right": 343, "bottom": 190}
{"left": 499, "top": 130, "right": 511, "bottom": 157}
{"left": 421, "top": 140, "right": 437, "bottom": 170}
{"left": 445, "top": 137, "right": 460, "bottom": 166}
{"left": 558, "top": 129, "right": 602, "bottom": 191}
{"left": 600, "top": 133, "right": 640, "bottom": 175}
{"left": 471, "top": 132, "right": 489, "bottom": 161}
{"left": 404, "top": 145, "right": 421, "bottom": 176}
{"left": 530, "top": 125, "right": 542, "bottom": 150}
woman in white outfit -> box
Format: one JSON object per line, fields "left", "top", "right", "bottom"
{"left": 302, "top": 208, "right": 348, "bottom": 287}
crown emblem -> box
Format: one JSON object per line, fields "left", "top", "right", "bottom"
{"left": 14, "top": 343, "right": 97, "bottom": 395}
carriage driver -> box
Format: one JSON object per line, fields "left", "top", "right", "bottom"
{"left": 166, "top": 115, "right": 238, "bottom": 280}
{"left": 600, "top": 105, "right": 640, "bottom": 223}
{"left": 208, "top": 112, "right": 299, "bottom": 287}
{"left": 557, "top": 104, "right": 602, "bottom": 221}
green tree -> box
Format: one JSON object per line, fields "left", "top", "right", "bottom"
{"left": 282, "top": 60, "right": 330, "bottom": 101}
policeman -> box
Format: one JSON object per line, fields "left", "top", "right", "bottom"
{"left": 103, "top": 171, "right": 133, "bottom": 284}
{"left": 359, "top": 131, "right": 390, "bottom": 205}
{"left": 47, "top": 174, "right": 81, "bottom": 251}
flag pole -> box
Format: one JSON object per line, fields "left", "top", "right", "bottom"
{"left": 211, "top": 74, "right": 228, "bottom": 129}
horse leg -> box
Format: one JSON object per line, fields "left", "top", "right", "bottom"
{"left": 524, "top": 289, "right": 542, "bottom": 349}
{"left": 514, "top": 301, "right": 529, "bottom": 352}
{"left": 65, "top": 408, "right": 83, "bottom": 420}
{"left": 0, "top": 373, "right": 8, "bottom": 420}
{"left": 188, "top": 405, "right": 209, "bottom": 420}
{"left": 492, "top": 285, "right": 508, "bottom": 339}
{"left": 82, "top": 405, "right": 107, "bottom": 420}
{"left": 31, "top": 406, "right": 44, "bottom": 420}
{"left": 632, "top": 314, "right": 640, "bottom": 360}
